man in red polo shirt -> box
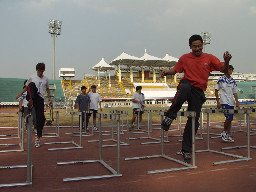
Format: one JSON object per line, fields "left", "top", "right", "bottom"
{"left": 161, "top": 34, "right": 232, "bottom": 163}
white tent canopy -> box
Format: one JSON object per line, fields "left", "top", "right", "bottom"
{"left": 140, "top": 52, "right": 163, "bottom": 61}
{"left": 162, "top": 54, "right": 179, "bottom": 62}
{"left": 91, "top": 58, "right": 114, "bottom": 71}
{"left": 91, "top": 58, "right": 114, "bottom": 87}
{"left": 140, "top": 51, "right": 168, "bottom": 67}
{"left": 112, "top": 52, "right": 140, "bottom": 62}
{"left": 110, "top": 52, "right": 142, "bottom": 67}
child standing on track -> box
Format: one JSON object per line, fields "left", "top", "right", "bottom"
{"left": 215, "top": 65, "right": 239, "bottom": 142}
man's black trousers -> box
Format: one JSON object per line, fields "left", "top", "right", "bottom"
{"left": 79, "top": 111, "right": 89, "bottom": 129}
{"left": 166, "top": 79, "right": 206, "bottom": 153}
{"left": 27, "top": 82, "right": 46, "bottom": 138}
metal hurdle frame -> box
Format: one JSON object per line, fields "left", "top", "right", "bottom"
{"left": 0, "top": 112, "right": 19, "bottom": 138}
{"left": 222, "top": 108, "right": 256, "bottom": 150}
{"left": 57, "top": 113, "right": 122, "bottom": 182}
{"left": 126, "top": 109, "right": 162, "bottom": 145}
{"left": 196, "top": 108, "right": 252, "bottom": 165}
{"left": 88, "top": 110, "right": 129, "bottom": 147}
{"left": 110, "top": 110, "right": 129, "bottom": 135}
{"left": 0, "top": 112, "right": 24, "bottom": 153}
{"left": 65, "top": 111, "right": 96, "bottom": 137}
{"left": 44, "top": 111, "right": 83, "bottom": 151}
{"left": 0, "top": 114, "right": 33, "bottom": 188}
{"left": 42, "top": 111, "right": 60, "bottom": 138}
{"left": 125, "top": 111, "right": 197, "bottom": 174}
{"left": 198, "top": 110, "right": 225, "bottom": 139}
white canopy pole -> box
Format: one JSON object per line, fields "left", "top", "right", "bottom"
{"left": 130, "top": 68, "right": 133, "bottom": 83}
{"left": 118, "top": 64, "right": 121, "bottom": 82}
{"left": 153, "top": 69, "right": 156, "bottom": 83}
{"left": 142, "top": 68, "right": 145, "bottom": 83}
{"left": 109, "top": 71, "right": 111, "bottom": 87}
{"left": 98, "top": 68, "right": 100, "bottom": 87}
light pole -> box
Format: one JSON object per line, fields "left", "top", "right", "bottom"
{"left": 200, "top": 32, "right": 211, "bottom": 53}
{"left": 48, "top": 19, "right": 62, "bottom": 80}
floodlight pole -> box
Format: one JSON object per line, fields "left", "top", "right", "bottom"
{"left": 200, "top": 32, "right": 211, "bottom": 53}
{"left": 48, "top": 19, "right": 62, "bottom": 80}
{"left": 53, "top": 35, "right": 56, "bottom": 80}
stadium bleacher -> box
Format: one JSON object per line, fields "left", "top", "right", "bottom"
{"left": 0, "top": 77, "right": 255, "bottom": 105}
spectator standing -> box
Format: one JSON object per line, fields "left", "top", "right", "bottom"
{"left": 88, "top": 85, "right": 102, "bottom": 130}
{"left": 76, "top": 86, "right": 90, "bottom": 131}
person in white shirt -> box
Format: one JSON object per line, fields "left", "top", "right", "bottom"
{"left": 130, "top": 86, "right": 144, "bottom": 129}
{"left": 16, "top": 63, "right": 52, "bottom": 148}
{"left": 88, "top": 85, "right": 102, "bottom": 130}
{"left": 18, "top": 80, "right": 29, "bottom": 117}
{"left": 215, "top": 65, "right": 239, "bottom": 143}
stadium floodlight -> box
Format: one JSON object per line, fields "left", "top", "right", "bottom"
{"left": 200, "top": 32, "right": 211, "bottom": 53}
{"left": 48, "top": 19, "right": 62, "bottom": 80}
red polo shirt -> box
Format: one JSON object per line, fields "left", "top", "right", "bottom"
{"left": 174, "top": 53, "right": 224, "bottom": 90}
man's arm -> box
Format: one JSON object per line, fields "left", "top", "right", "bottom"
{"left": 77, "top": 103, "right": 80, "bottom": 112}
{"left": 16, "top": 86, "right": 27, "bottom": 100}
{"left": 131, "top": 99, "right": 139, "bottom": 103}
{"left": 215, "top": 89, "right": 221, "bottom": 109}
{"left": 18, "top": 99, "right": 23, "bottom": 112}
{"left": 87, "top": 88, "right": 91, "bottom": 94}
{"left": 234, "top": 93, "right": 239, "bottom": 108}
{"left": 161, "top": 68, "right": 177, "bottom": 78}
{"left": 99, "top": 101, "right": 102, "bottom": 112}
{"left": 46, "top": 87, "right": 52, "bottom": 105}
{"left": 220, "top": 51, "right": 232, "bottom": 73}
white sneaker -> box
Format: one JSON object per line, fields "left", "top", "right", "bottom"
{"left": 221, "top": 131, "right": 228, "bottom": 142}
{"left": 35, "top": 138, "right": 40, "bottom": 148}
{"left": 93, "top": 126, "right": 98, "bottom": 131}
{"left": 226, "top": 134, "right": 234, "bottom": 143}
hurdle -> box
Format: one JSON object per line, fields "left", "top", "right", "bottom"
{"left": 88, "top": 111, "right": 129, "bottom": 147}
{"left": 0, "top": 112, "right": 19, "bottom": 138}
{"left": 198, "top": 110, "right": 226, "bottom": 140}
{"left": 44, "top": 111, "right": 83, "bottom": 151}
{"left": 0, "top": 112, "right": 24, "bottom": 153}
{"left": 125, "top": 110, "right": 197, "bottom": 174}
{"left": 110, "top": 110, "right": 129, "bottom": 134}
{"left": 65, "top": 111, "right": 96, "bottom": 137}
{"left": 57, "top": 113, "right": 122, "bottom": 182}
{"left": 222, "top": 108, "right": 256, "bottom": 150}
{"left": 0, "top": 114, "right": 33, "bottom": 188}
{"left": 43, "top": 111, "right": 60, "bottom": 138}
{"left": 126, "top": 109, "right": 162, "bottom": 145}
{"left": 196, "top": 108, "right": 252, "bottom": 165}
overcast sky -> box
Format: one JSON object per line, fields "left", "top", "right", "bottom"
{"left": 0, "top": 0, "right": 255, "bottom": 80}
